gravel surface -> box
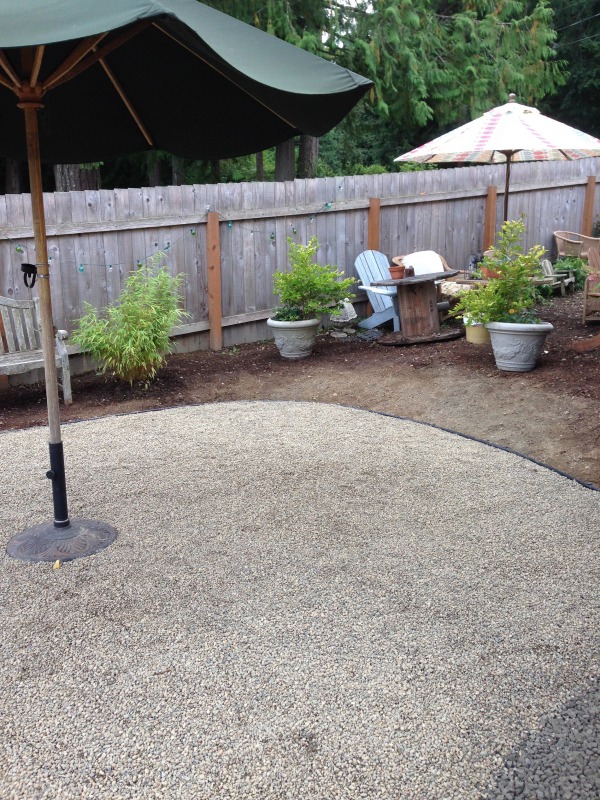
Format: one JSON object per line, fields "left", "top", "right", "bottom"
{"left": 1, "top": 400, "right": 598, "bottom": 800}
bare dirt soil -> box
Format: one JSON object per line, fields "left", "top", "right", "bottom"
{"left": 1, "top": 293, "right": 599, "bottom": 488}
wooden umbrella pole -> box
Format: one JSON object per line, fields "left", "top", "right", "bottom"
{"left": 19, "top": 101, "right": 61, "bottom": 441}
{"left": 19, "top": 98, "right": 70, "bottom": 527}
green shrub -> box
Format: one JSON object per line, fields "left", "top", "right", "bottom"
{"left": 272, "top": 237, "right": 355, "bottom": 321}
{"left": 72, "top": 254, "right": 188, "bottom": 384}
{"left": 453, "top": 218, "right": 545, "bottom": 325}
{"left": 554, "top": 256, "right": 589, "bottom": 291}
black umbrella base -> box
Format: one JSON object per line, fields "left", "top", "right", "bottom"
{"left": 6, "top": 519, "right": 117, "bottom": 563}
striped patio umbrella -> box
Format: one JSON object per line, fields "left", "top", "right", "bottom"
{"left": 395, "top": 94, "right": 600, "bottom": 221}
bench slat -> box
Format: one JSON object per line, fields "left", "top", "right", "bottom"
{"left": 11, "top": 306, "right": 28, "bottom": 351}
{"left": 0, "top": 306, "right": 15, "bottom": 353}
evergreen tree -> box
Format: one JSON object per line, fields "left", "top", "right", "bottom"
{"left": 540, "top": 0, "right": 600, "bottom": 137}
{"left": 205, "top": 0, "right": 566, "bottom": 168}
{"left": 336, "top": 0, "right": 565, "bottom": 150}
{"left": 38, "top": 0, "right": 565, "bottom": 189}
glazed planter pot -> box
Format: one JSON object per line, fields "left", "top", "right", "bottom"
{"left": 463, "top": 318, "right": 491, "bottom": 345}
{"left": 267, "top": 317, "right": 320, "bottom": 359}
{"left": 485, "top": 321, "right": 554, "bottom": 372}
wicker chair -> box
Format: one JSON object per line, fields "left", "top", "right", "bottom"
{"left": 580, "top": 235, "right": 600, "bottom": 260}
{"left": 553, "top": 231, "right": 584, "bottom": 259}
{"left": 553, "top": 231, "right": 600, "bottom": 261}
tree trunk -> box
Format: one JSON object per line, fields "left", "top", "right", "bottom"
{"left": 255, "top": 151, "right": 264, "bottom": 182}
{"left": 171, "top": 155, "right": 185, "bottom": 186}
{"left": 297, "top": 135, "right": 319, "bottom": 179}
{"left": 53, "top": 163, "right": 101, "bottom": 192}
{"left": 5, "top": 159, "right": 23, "bottom": 194}
{"left": 275, "top": 139, "right": 295, "bottom": 182}
{"left": 146, "top": 153, "right": 162, "bottom": 187}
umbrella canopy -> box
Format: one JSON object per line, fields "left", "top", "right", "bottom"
{"left": 395, "top": 94, "right": 600, "bottom": 220}
{"left": 0, "top": 0, "right": 371, "bottom": 559}
{"left": 0, "top": 0, "right": 371, "bottom": 163}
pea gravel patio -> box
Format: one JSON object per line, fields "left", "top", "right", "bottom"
{"left": 1, "top": 400, "right": 598, "bottom": 800}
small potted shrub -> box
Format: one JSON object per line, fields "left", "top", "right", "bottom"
{"left": 267, "top": 237, "right": 355, "bottom": 359}
{"left": 453, "top": 218, "right": 554, "bottom": 372}
{"left": 72, "top": 253, "right": 188, "bottom": 383}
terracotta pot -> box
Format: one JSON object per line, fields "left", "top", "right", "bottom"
{"left": 481, "top": 266, "right": 500, "bottom": 279}
{"left": 389, "top": 264, "right": 405, "bottom": 280}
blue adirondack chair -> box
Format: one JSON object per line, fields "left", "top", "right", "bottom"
{"left": 355, "top": 250, "right": 401, "bottom": 332}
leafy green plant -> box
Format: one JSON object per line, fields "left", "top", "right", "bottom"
{"left": 72, "top": 254, "right": 188, "bottom": 384}
{"left": 553, "top": 256, "right": 589, "bottom": 291}
{"left": 453, "top": 218, "right": 546, "bottom": 325}
{"left": 271, "top": 237, "right": 355, "bottom": 322}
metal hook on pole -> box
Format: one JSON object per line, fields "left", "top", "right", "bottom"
{"left": 21, "top": 263, "right": 37, "bottom": 288}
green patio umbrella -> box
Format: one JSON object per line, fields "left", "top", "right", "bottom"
{"left": 0, "top": 0, "right": 371, "bottom": 561}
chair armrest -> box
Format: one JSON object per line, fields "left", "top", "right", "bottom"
{"left": 554, "top": 270, "right": 574, "bottom": 278}
{"left": 358, "top": 284, "right": 397, "bottom": 296}
{"left": 55, "top": 330, "right": 69, "bottom": 358}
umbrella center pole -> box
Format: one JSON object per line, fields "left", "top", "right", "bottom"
{"left": 18, "top": 97, "right": 71, "bottom": 530}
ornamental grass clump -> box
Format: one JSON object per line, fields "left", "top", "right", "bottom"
{"left": 272, "top": 237, "right": 355, "bottom": 321}
{"left": 453, "top": 218, "right": 546, "bottom": 325}
{"left": 72, "top": 254, "right": 188, "bottom": 384}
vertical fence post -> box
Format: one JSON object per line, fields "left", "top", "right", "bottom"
{"left": 582, "top": 176, "right": 596, "bottom": 236}
{"left": 368, "top": 197, "right": 381, "bottom": 251}
{"left": 483, "top": 186, "right": 497, "bottom": 251}
{"left": 0, "top": 313, "right": 7, "bottom": 390}
{"left": 206, "top": 211, "right": 223, "bottom": 351}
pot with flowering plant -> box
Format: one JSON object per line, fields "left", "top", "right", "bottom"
{"left": 267, "top": 237, "right": 355, "bottom": 359}
{"left": 452, "top": 218, "right": 554, "bottom": 371}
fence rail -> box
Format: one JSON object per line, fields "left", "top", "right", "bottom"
{"left": 1, "top": 158, "right": 599, "bottom": 357}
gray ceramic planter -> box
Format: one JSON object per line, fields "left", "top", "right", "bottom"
{"left": 485, "top": 321, "right": 554, "bottom": 372}
{"left": 267, "top": 317, "right": 321, "bottom": 359}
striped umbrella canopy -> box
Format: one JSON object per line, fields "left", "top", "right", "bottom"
{"left": 395, "top": 94, "right": 600, "bottom": 220}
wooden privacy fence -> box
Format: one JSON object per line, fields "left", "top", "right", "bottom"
{"left": 0, "top": 157, "right": 599, "bottom": 357}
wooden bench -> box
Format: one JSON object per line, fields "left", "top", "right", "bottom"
{"left": 0, "top": 295, "right": 72, "bottom": 404}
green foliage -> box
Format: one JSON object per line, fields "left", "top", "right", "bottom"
{"left": 72, "top": 254, "right": 188, "bottom": 384}
{"left": 540, "top": 0, "right": 600, "bottom": 145}
{"left": 553, "top": 256, "right": 590, "bottom": 292}
{"left": 96, "top": 0, "right": 565, "bottom": 186}
{"left": 272, "top": 237, "right": 355, "bottom": 321}
{"left": 345, "top": 0, "right": 565, "bottom": 149}
{"left": 453, "top": 218, "right": 546, "bottom": 325}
